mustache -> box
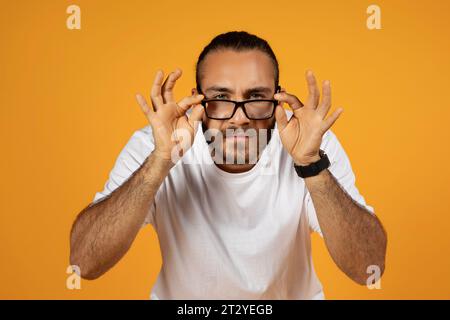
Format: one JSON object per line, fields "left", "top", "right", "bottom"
{"left": 222, "top": 127, "right": 255, "bottom": 137}
{"left": 203, "top": 125, "right": 253, "bottom": 144}
{"left": 202, "top": 125, "right": 273, "bottom": 146}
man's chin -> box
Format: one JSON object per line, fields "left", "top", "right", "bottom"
{"left": 215, "top": 158, "right": 256, "bottom": 173}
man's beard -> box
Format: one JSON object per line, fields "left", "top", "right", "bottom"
{"left": 202, "top": 123, "right": 274, "bottom": 165}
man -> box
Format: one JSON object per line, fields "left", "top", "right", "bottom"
{"left": 70, "top": 31, "right": 387, "bottom": 299}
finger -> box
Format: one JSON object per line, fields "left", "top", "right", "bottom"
{"left": 188, "top": 104, "right": 205, "bottom": 131}
{"left": 161, "top": 68, "right": 182, "bottom": 103}
{"left": 279, "top": 87, "right": 286, "bottom": 106}
{"left": 176, "top": 94, "right": 204, "bottom": 116}
{"left": 273, "top": 92, "right": 304, "bottom": 112}
{"left": 305, "top": 70, "right": 320, "bottom": 108}
{"left": 317, "top": 80, "right": 331, "bottom": 118}
{"left": 322, "top": 107, "right": 343, "bottom": 131}
{"left": 135, "top": 93, "right": 154, "bottom": 116}
{"left": 274, "top": 104, "right": 288, "bottom": 132}
{"left": 150, "top": 69, "right": 164, "bottom": 109}
{"left": 274, "top": 87, "right": 285, "bottom": 108}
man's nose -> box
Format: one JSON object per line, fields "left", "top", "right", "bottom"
{"left": 229, "top": 105, "right": 250, "bottom": 126}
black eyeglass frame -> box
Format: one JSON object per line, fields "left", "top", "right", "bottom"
{"left": 198, "top": 85, "right": 281, "bottom": 120}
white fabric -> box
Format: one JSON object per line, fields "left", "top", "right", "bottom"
{"left": 93, "top": 110, "right": 375, "bottom": 299}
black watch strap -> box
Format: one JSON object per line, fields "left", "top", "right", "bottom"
{"left": 294, "top": 149, "right": 330, "bottom": 178}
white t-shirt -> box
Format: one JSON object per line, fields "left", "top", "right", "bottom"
{"left": 93, "top": 110, "right": 375, "bottom": 300}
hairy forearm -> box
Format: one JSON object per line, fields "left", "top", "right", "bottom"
{"left": 305, "top": 169, "right": 387, "bottom": 285}
{"left": 69, "top": 151, "right": 173, "bottom": 280}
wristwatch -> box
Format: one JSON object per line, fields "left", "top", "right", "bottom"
{"left": 294, "top": 149, "right": 330, "bottom": 178}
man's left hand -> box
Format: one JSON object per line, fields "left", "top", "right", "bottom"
{"left": 274, "top": 70, "right": 344, "bottom": 166}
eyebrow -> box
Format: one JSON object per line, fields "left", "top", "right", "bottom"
{"left": 204, "top": 86, "right": 272, "bottom": 96}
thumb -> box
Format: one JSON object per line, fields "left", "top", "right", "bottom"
{"left": 177, "top": 94, "right": 204, "bottom": 116}
{"left": 188, "top": 104, "right": 205, "bottom": 131}
{"left": 275, "top": 105, "right": 288, "bottom": 132}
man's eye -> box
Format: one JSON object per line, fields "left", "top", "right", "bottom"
{"left": 250, "top": 94, "right": 264, "bottom": 99}
{"left": 214, "top": 94, "right": 227, "bottom": 99}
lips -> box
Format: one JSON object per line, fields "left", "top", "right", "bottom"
{"left": 224, "top": 130, "right": 251, "bottom": 138}
{"left": 228, "top": 133, "right": 248, "bottom": 137}
{"left": 225, "top": 134, "right": 249, "bottom": 139}
{"left": 231, "top": 136, "right": 248, "bottom": 140}
{"left": 222, "top": 129, "right": 255, "bottom": 142}
{"left": 224, "top": 134, "right": 249, "bottom": 145}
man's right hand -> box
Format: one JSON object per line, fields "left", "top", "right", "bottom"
{"left": 135, "top": 68, "right": 204, "bottom": 164}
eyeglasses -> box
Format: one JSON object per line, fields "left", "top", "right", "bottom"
{"left": 201, "top": 98, "right": 279, "bottom": 120}
{"left": 199, "top": 86, "right": 281, "bottom": 120}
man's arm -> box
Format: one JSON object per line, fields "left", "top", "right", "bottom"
{"left": 70, "top": 68, "right": 205, "bottom": 280}
{"left": 69, "top": 152, "right": 173, "bottom": 280}
{"left": 305, "top": 169, "right": 387, "bottom": 285}
{"left": 274, "top": 70, "right": 387, "bottom": 285}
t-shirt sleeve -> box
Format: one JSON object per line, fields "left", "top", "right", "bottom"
{"left": 92, "top": 125, "right": 157, "bottom": 227}
{"left": 305, "top": 130, "right": 375, "bottom": 237}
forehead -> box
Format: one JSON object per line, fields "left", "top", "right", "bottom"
{"left": 199, "top": 49, "right": 275, "bottom": 90}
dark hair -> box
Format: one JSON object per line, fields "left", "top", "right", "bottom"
{"left": 195, "top": 31, "right": 279, "bottom": 93}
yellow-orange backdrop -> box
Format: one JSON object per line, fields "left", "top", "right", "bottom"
{"left": 1, "top": 0, "right": 449, "bottom": 299}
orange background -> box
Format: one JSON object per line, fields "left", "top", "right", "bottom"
{"left": 1, "top": 0, "right": 450, "bottom": 299}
